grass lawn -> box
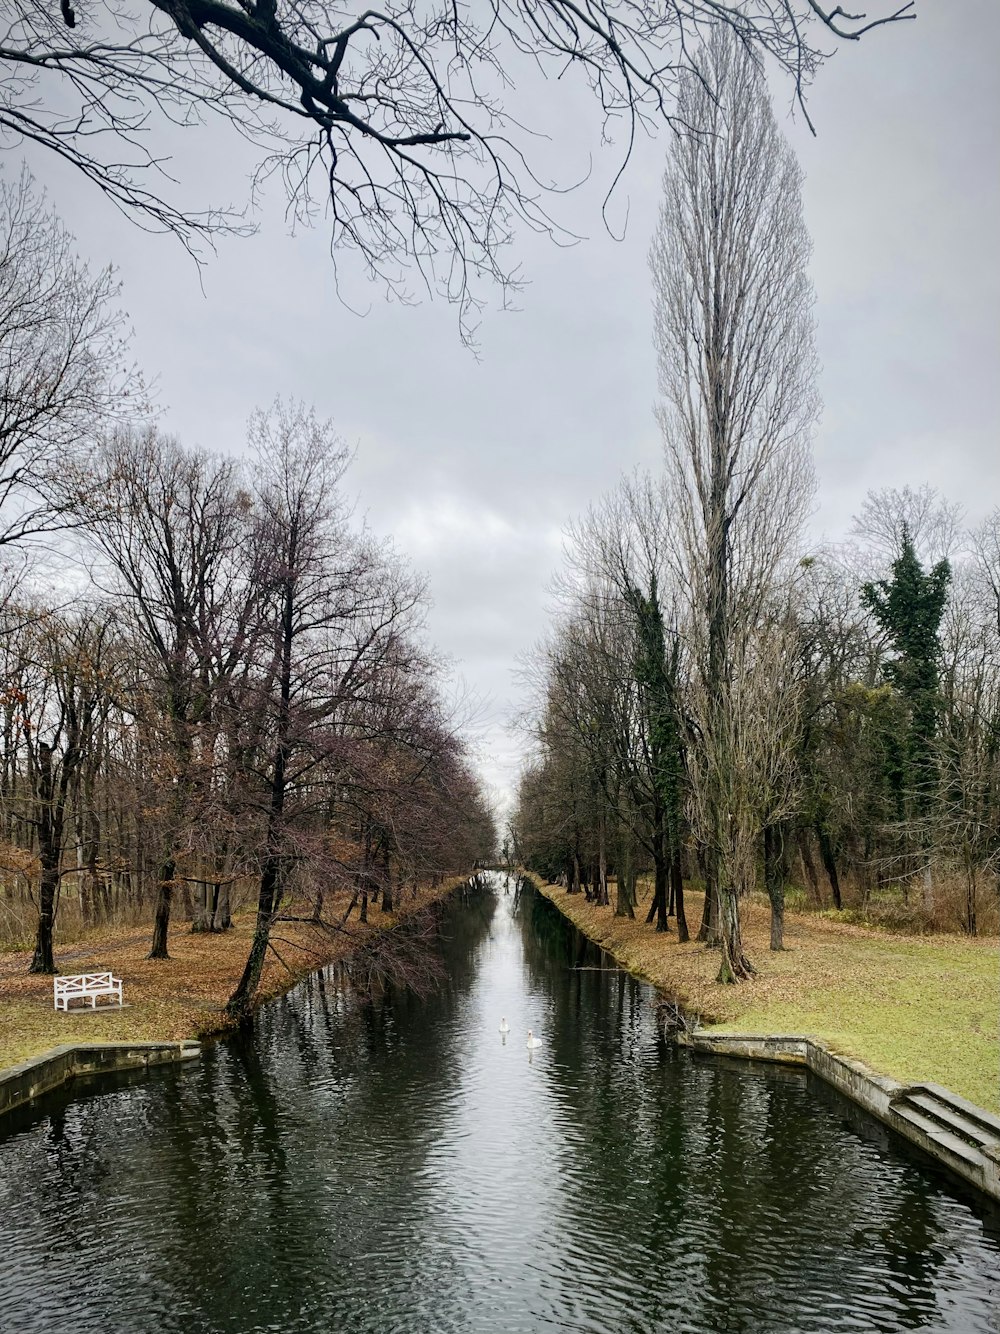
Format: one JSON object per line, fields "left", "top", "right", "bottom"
{"left": 0, "top": 877, "right": 465, "bottom": 1072}
{"left": 533, "top": 876, "right": 999, "bottom": 1112}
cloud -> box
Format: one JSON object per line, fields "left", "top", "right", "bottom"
{"left": 16, "top": 4, "right": 999, "bottom": 811}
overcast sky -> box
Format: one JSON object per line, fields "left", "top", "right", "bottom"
{"left": 22, "top": 2, "right": 1000, "bottom": 815}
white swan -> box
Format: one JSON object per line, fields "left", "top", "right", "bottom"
{"left": 499, "top": 1017, "right": 510, "bottom": 1035}
{"left": 526, "top": 1029, "right": 542, "bottom": 1050}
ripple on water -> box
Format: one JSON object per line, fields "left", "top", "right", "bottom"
{"left": 1, "top": 875, "right": 999, "bottom": 1334}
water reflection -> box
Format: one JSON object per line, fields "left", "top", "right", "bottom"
{"left": 0, "top": 874, "right": 998, "bottom": 1333}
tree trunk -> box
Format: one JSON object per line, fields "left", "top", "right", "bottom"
{"left": 717, "top": 888, "right": 755, "bottom": 983}
{"left": 859, "top": 835, "right": 875, "bottom": 913}
{"left": 30, "top": 862, "right": 59, "bottom": 974}
{"left": 225, "top": 853, "right": 279, "bottom": 1024}
{"left": 696, "top": 846, "right": 720, "bottom": 945}
{"left": 763, "top": 823, "right": 786, "bottom": 951}
{"left": 75, "top": 815, "right": 92, "bottom": 927}
{"left": 216, "top": 879, "right": 232, "bottom": 930}
{"left": 84, "top": 808, "right": 102, "bottom": 925}
{"left": 671, "top": 845, "right": 689, "bottom": 944}
{"left": 921, "top": 858, "right": 934, "bottom": 916}
{"left": 965, "top": 864, "right": 977, "bottom": 936}
{"left": 652, "top": 844, "right": 670, "bottom": 933}
{"left": 615, "top": 851, "right": 635, "bottom": 918}
{"left": 798, "top": 831, "right": 821, "bottom": 902}
{"left": 30, "top": 742, "right": 66, "bottom": 975}
{"left": 148, "top": 857, "right": 176, "bottom": 959}
{"left": 816, "top": 824, "right": 842, "bottom": 910}
{"left": 191, "top": 879, "right": 211, "bottom": 932}
{"left": 699, "top": 885, "right": 720, "bottom": 945}
{"left": 226, "top": 548, "right": 296, "bottom": 1022}
{"left": 596, "top": 822, "right": 609, "bottom": 907}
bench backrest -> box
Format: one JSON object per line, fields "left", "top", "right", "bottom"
{"left": 54, "top": 972, "right": 116, "bottom": 993}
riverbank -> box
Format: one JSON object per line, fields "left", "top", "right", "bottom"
{"left": 531, "top": 875, "right": 999, "bottom": 1113}
{"left": 0, "top": 877, "right": 469, "bottom": 1072}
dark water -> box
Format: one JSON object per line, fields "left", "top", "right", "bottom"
{"left": 1, "top": 876, "right": 999, "bottom": 1334}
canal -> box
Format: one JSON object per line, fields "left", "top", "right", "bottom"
{"left": 1, "top": 874, "right": 998, "bottom": 1332}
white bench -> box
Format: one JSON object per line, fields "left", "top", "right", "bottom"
{"left": 54, "top": 972, "right": 124, "bottom": 1011}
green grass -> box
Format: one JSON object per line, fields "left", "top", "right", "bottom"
{"left": 531, "top": 876, "right": 999, "bottom": 1113}
{"left": 719, "top": 933, "right": 999, "bottom": 1112}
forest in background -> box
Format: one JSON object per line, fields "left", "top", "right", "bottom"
{"left": 0, "top": 168, "right": 494, "bottom": 1021}
{"left": 513, "top": 33, "right": 1000, "bottom": 978}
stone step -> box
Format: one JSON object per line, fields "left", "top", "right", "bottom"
{"left": 917, "top": 1083, "right": 1000, "bottom": 1141}
{"left": 890, "top": 1102, "right": 987, "bottom": 1169}
{"left": 903, "top": 1091, "right": 997, "bottom": 1150}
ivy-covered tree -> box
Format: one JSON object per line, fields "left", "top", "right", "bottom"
{"left": 861, "top": 526, "right": 951, "bottom": 901}
{"left": 624, "top": 574, "right": 688, "bottom": 940}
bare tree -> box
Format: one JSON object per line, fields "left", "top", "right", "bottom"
{"left": 0, "top": 165, "right": 139, "bottom": 552}
{"left": 561, "top": 473, "right": 691, "bottom": 936}
{"left": 0, "top": 3, "right": 912, "bottom": 331}
{"left": 651, "top": 29, "right": 818, "bottom": 981}
{"left": 83, "top": 426, "right": 261, "bottom": 959}
{"left": 17, "top": 609, "right": 116, "bottom": 972}
{"left": 851, "top": 484, "right": 964, "bottom": 574}
{"left": 934, "top": 559, "right": 1000, "bottom": 935}
{"left": 225, "top": 399, "right": 430, "bottom": 1021}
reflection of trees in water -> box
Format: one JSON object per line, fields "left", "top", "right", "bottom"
{"left": 1, "top": 878, "right": 997, "bottom": 1333}
{"left": 517, "top": 879, "right": 598, "bottom": 976}
{"left": 0, "top": 879, "right": 500, "bottom": 1334}
{"left": 515, "top": 882, "right": 963, "bottom": 1331}
{"left": 161, "top": 878, "right": 503, "bottom": 1328}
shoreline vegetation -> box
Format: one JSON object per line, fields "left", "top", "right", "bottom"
{"left": 528, "top": 873, "right": 999, "bottom": 1114}
{"left": 0, "top": 875, "right": 469, "bottom": 1075}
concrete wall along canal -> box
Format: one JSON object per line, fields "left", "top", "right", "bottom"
{"left": 679, "top": 1031, "right": 1000, "bottom": 1204}
{"left": 0, "top": 1042, "right": 201, "bottom": 1118}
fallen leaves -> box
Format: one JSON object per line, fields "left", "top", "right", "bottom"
{"left": 532, "top": 876, "right": 1000, "bottom": 1112}
{"left": 0, "top": 877, "right": 466, "bottom": 1071}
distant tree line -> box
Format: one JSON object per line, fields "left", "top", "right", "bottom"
{"left": 0, "top": 167, "right": 494, "bottom": 1019}
{"left": 513, "top": 33, "right": 999, "bottom": 982}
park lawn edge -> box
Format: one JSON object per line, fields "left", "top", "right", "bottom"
{"left": 0, "top": 874, "right": 472, "bottom": 1075}
{"left": 527, "top": 872, "right": 999, "bottom": 1112}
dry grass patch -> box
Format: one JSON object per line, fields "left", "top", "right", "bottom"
{"left": 0, "top": 878, "right": 466, "bottom": 1070}
{"left": 532, "top": 877, "right": 999, "bottom": 1112}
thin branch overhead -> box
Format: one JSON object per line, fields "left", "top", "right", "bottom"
{"left": 0, "top": 0, "right": 913, "bottom": 336}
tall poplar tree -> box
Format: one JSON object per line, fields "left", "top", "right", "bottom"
{"left": 650, "top": 29, "right": 818, "bottom": 981}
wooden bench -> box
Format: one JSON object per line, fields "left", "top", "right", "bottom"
{"left": 53, "top": 972, "right": 124, "bottom": 1012}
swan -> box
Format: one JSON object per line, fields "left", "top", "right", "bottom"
{"left": 499, "top": 1017, "right": 510, "bottom": 1035}
{"left": 526, "top": 1030, "right": 542, "bottom": 1050}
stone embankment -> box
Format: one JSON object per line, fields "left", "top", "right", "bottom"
{"left": 531, "top": 874, "right": 1000, "bottom": 1205}
{"left": 0, "top": 873, "right": 473, "bottom": 1124}
{"left": 0, "top": 1041, "right": 200, "bottom": 1118}
{"left": 679, "top": 1031, "right": 1000, "bottom": 1203}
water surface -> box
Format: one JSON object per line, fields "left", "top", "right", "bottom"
{"left": 1, "top": 876, "right": 998, "bottom": 1332}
